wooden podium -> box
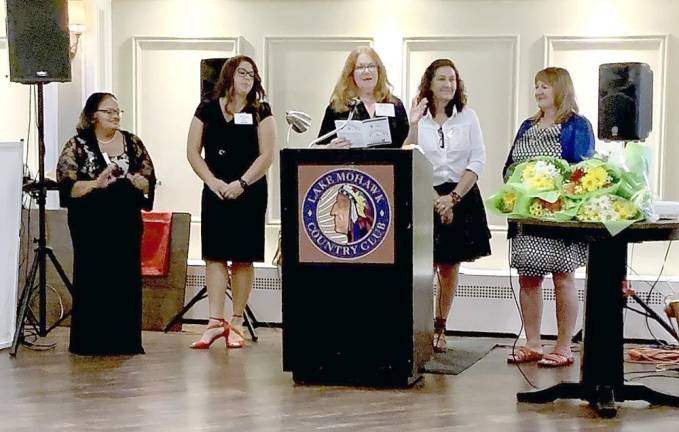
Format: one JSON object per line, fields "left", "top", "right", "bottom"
{"left": 280, "top": 149, "right": 433, "bottom": 386}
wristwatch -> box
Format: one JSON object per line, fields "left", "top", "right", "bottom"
{"left": 238, "top": 178, "right": 249, "bottom": 191}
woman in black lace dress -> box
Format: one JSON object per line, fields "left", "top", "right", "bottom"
{"left": 57, "top": 92, "right": 156, "bottom": 355}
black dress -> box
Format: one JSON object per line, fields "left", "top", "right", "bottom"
{"left": 56, "top": 130, "right": 156, "bottom": 355}
{"left": 195, "top": 100, "right": 272, "bottom": 262}
{"left": 316, "top": 97, "right": 409, "bottom": 148}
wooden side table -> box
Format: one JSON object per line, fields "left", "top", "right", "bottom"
{"left": 508, "top": 219, "right": 679, "bottom": 417}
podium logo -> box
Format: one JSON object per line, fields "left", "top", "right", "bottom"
{"left": 302, "top": 168, "right": 391, "bottom": 259}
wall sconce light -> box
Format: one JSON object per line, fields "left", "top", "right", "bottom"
{"left": 68, "top": 0, "right": 87, "bottom": 60}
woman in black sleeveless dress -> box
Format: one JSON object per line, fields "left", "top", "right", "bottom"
{"left": 186, "top": 56, "right": 276, "bottom": 349}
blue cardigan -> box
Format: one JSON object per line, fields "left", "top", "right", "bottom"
{"left": 502, "top": 112, "right": 595, "bottom": 178}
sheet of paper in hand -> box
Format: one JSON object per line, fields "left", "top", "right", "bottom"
{"left": 102, "top": 152, "right": 129, "bottom": 177}
{"left": 335, "top": 117, "right": 392, "bottom": 148}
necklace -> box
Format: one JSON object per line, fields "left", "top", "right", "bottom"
{"left": 95, "top": 130, "right": 116, "bottom": 144}
{"left": 97, "top": 131, "right": 117, "bottom": 144}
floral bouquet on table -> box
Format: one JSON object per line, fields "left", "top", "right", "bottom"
{"left": 487, "top": 156, "right": 571, "bottom": 217}
{"left": 485, "top": 145, "right": 656, "bottom": 235}
{"left": 513, "top": 192, "right": 581, "bottom": 222}
{"left": 611, "top": 142, "right": 658, "bottom": 222}
{"left": 485, "top": 184, "right": 523, "bottom": 216}
{"left": 563, "top": 158, "right": 621, "bottom": 198}
{"left": 575, "top": 194, "right": 642, "bottom": 235}
{"left": 505, "top": 156, "right": 571, "bottom": 194}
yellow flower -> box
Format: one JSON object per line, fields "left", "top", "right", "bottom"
{"left": 528, "top": 200, "right": 544, "bottom": 217}
{"left": 522, "top": 165, "right": 536, "bottom": 181}
{"left": 589, "top": 166, "right": 609, "bottom": 185}
{"left": 500, "top": 191, "right": 517, "bottom": 212}
{"left": 581, "top": 174, "right": 601, "bottom": 192}
{"left": 527, "top": 174, "right": 554, "bottom": 190}
{"left": 579, "top": 166, "right": 609, "bottom": 192}
{"left": 613, "top": 200, "right": 638, "bottom": 219}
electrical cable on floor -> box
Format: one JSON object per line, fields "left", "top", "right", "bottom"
{"left": 626, "top": 346, "right": 679, "bottom": 365}
{"left": 625, "top": 240, "right": 675, "bottom": 347}
{"left": 620, "top": 242, "right": 679, "bottom": 385}
{"left": 507, "top": 239, "right": 539, "bottom": 390}
{"left": 622, "top": 348, "right": 679, "bottom": 383}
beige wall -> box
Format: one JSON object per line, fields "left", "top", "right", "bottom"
{"left": 4, "top": 0, "right": 679, "bottom": 276}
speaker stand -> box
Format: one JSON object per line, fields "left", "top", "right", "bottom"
{"left": 11, "top": 83, "right": 73, "bottom": 357}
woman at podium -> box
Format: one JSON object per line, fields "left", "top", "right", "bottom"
{"left": 406, "top": 59, "right": 491, "bottom": 353}
{"left": 56, "top": 92, "right": 156, "bottom": 355}
{"left": 316, "top": 46, "right": 409, "bottom": 149}
{"left": 186, "top": 56, "right": 276, "bottom": 349}
{"left": 503, "top": 67, "right": 594, "bottom": 367}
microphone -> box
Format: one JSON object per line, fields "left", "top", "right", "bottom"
{"left": 285, "top": 111, "right": 312, "bottom": 133}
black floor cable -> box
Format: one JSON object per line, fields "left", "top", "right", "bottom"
{"left": 507, "top": 239, "right": 539, "bottom": 389}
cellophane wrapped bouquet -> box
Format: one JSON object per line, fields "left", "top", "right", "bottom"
{"left": 486, "top": 143, "right": 656, "bottom": 235}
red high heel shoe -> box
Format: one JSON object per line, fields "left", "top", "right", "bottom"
{"left": 190, "top": 317, "right": 230, "bottom": 349}
{"left": 227, "top": 315, "right": 246, "bottom": 349}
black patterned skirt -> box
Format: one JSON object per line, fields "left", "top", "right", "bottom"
{"left": 433, "top": 182, "right": 492, "bottom": 264}
{"left": 510, "top": 235, "right": 587, "bottom": 277}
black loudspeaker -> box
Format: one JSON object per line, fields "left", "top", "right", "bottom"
{"left": 598, "top": 62, "right": 652, "bottom": 141}
{"left": 200, "top": 58, "right": 228, "bottom": 101}
{"left": 5, "top": 0, "right": 72, "bottom": 83}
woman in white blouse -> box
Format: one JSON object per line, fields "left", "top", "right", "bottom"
{"left": 405, "top": 59, "right": 491, "bottom": 353}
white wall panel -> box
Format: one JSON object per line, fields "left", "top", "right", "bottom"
{"left": 0, "top": 38, "right": 31, "bottom": 164}
{"left": 0, "top": 142, "right": 23, "bottom": 349}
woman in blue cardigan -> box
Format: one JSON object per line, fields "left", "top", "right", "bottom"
{"left": 503, "top": 67, "right": 595, "bottom": 367}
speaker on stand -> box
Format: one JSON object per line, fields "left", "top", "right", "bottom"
{"left": 598, "top": 62, "right": 652, "bottom": 142}
{"left": 200, "top": 57, "right": 228, "bottom": 102}
{"left": 5, "top": 0, "right": 74, "bottom": 356}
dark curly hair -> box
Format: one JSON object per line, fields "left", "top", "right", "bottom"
{"left": 415, "top": 59, "right": 467, "bottom": 117}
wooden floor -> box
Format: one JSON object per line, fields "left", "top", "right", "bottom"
{"left": 1, "top": 327, "right": 678, "bottom": 432}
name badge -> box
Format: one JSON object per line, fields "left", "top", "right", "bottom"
{"left": 235, "top": 113, "right": 253, "bottom": 125}
{"left": 375, "top": 103, "right": 395, "bottom": 117}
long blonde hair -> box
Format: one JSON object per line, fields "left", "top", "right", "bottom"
{"left": 329, "top": 46, "right": 394, "bottom": 112}
{"left": 530, "top": 67, "right": 579, "bottom": 124}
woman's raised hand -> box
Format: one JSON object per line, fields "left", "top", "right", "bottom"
{"left": 409, "top": 97, "right": 428, "bottom": 126}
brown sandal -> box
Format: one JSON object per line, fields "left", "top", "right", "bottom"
{"left": 537, "top": 351, "right": 574, "bottom": 368}
{"left": 507, "top": 346, "right": 543, "bottom": 364}
{"left": 433, "top": 318, "right": 447, "bottom": 353}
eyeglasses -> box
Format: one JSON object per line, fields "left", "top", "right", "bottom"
{"left": 438, "top": 127, "right": 445, "bottom": 149}
{"left": 236, "top": 68, "right": 256, "bottom": 79}
{"left": 97, "top": 109, "right": 123, "bottom": 116}
{"left": 354, "top": 63, "right": 377, "bottom": 73}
